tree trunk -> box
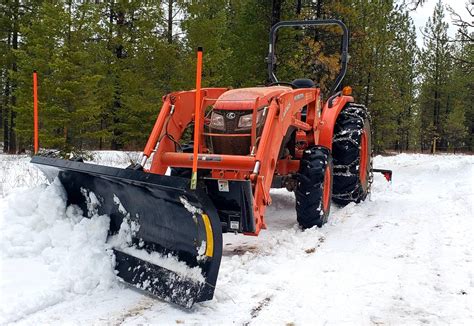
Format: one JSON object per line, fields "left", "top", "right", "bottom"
{"left": 3, "top": 76, "right": 10, "bottom": 153}
{"left": 433, "top": 89, "right": 439, "bottom": 132}
{"left": 99, "top": 118, "right": 104, "bottom": 150}
{"left": 271, "top": 0, "right": 282, "bottom": 27}
{"left": 406, "top": 105, "right": 411, "bottom": 150}
{"left": 9, "top": 0, "right": 19, "bottom": 154}
{"left": 296, "top": 0, "right": 302, "bottom": 15}
{"left": 364, "top": 72, "right": 371, "bottom": 107}
{"left": 167, "top": 0, "right": 173, "bottom": 44}
{"left": 0, "top": 70, "right": 3, "bottom": 139}
{"left": 316, "top": 0, "right": 322, "bottom": 18}
{"left": 111, "top": 8, "right": 125, "bottom": 150}
{"left": 65, "top": 0, "right": 73, "bottom": 149}
{"left": 396, "top": 115, "right": 402, "bottom": 152}
{"left": 269, "top": 0, "right": 282, "bottom": 82}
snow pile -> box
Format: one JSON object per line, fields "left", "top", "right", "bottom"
{"left": 88, "top": 151, "right": 141, "bottom": 169}
{"left": 0, "top": 155, "right": 46, "bottom": 197}
{"left": 0, "top": 151, "right": 137, "bottom": 198}
{"left": 0, "top": 179, "right": 116, "bottom": 324}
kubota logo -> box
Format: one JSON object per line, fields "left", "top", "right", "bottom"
{"left": 282, "top": 102, "right": 291, "bottom": 120}
{"left": 294, "top": 94, "right": 304, "bottom": 101}
{"left": 226, "top": 112, "right": 236, "bottom": 119}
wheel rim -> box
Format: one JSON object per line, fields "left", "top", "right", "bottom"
{"left": 322, "top": 166, "right": 331, "bottom": 212}
{"left": 359, "top": 130, "right": 368, "bottom": 184}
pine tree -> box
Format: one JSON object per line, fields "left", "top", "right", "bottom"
{"left": 417, "top": 0, "right": 452, "bottom": 152}
{"left": 1, "top": 0, "right": 469, "bottom": 154}
{"left": 337, "top": 0, "right": 399, "bottom": 151}
{"left": 14, "top": 1, "right": 109, "bottom": 151}
{"left": 222, "top": 0, "right": 269, "bottom": 87}
{"left": 0, "top": 0, "right": 34, "bottom": 153}
{"left": 444, "top": 27, "right": 472, "bottom": 152}
{"left": 388, "top": 11, "right": 418, "bottom": 151}
{"left": 92, "top": 0, "right": 168, "bottom": 150}
{"left": 181, "top": 0, "right": 233, "bottom": 87}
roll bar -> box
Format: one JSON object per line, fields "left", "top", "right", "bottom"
{"left": 267, "top": 19, "right": 349, "bottom": 95}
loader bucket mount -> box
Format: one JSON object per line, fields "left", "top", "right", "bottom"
{"left": 31, "top": 156, "right": 223, "bottom": 308}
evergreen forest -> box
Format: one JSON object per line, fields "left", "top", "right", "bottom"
{"left": 1, "top": 0, "right": 472, "bottom": 153}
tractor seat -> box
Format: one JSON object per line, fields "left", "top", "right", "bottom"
{"left": 292, "top": 78, "right": 315, "bottom": 89}
{"left": 291, "top": 79, "right": 315, "bottom": 123}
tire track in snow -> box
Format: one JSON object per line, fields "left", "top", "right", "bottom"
{"left": 107, "top": 296, "right": 155, "bottom": 325}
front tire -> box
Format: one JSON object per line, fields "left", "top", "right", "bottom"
{"left": 295, "top": 146, "right": 333, "bottom": 229}
{"left": 332, "top": 103, "right": 372, "bottom": 206}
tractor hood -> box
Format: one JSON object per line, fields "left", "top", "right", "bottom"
{"left": 214, "top": 86, "right": 290, "bottom": 110}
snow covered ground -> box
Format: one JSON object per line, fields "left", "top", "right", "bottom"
{"left": 0, "top": 152, "right": 472, "bottom": 325}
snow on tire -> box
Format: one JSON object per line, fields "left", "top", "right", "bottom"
{"left": 295, "top": 146, "right": 333, "bottom": 229}
{"left": 331, "top": 103, "right": 372, "bottom": 206}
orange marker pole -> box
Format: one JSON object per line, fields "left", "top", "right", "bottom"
{"left": 33, "top": 70, "right": 39, "bottom": 154}
{"left": 191, "top": 47, "right": 203, "bottom": 190}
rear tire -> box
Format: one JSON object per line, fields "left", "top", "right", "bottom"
{"left": 295, "top": 146, "right": 333, "bottom": 229}
{"left": 332, "top": 103, "right": 372, "bottom": 206}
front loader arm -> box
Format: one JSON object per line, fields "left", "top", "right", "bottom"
{"left": 252, "top": 88, "right": 319, "bottom": 232}
{"left": 142, "top": 88, "right": 227, "bottom": 174}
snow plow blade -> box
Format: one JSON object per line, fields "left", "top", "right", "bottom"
{"left": 31, "top": 156, "right": 223, "bottom": 308}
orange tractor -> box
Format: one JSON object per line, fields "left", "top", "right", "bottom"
{"left": 32, "top": 20, "right": 391, "bottom": 308}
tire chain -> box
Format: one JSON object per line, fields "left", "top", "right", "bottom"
{"left": 332, "top": 103, "right": 374, "bottom": 202}
{"left": 295, "top": 146, "right": 331, "bottom": 228}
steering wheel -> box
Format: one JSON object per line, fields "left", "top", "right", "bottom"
{"left": 267, "top": 81, "right": 297, "bottom": 88}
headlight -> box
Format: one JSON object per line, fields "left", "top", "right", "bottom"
{"left": 238, "top": 110, "right": 264, "bottom": 128}
{"left": 210, "top": 112, "right": 225, "bottom": 130}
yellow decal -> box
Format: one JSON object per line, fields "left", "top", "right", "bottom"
{"left": 201, "top": 214, "right": 214, "bottom": 257}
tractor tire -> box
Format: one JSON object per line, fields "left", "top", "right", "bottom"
{"left": 295, "top": 146, "right": 333, "bottom": 229}
{"left": 332, "top": 103, "right": 373, "bottom": 206}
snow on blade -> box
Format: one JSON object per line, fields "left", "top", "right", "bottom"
{"left": 108, "top": 211, "right": 204, "bottom": 283}
{"left": 178, "top": 196, "right": 209, "bottom": 262}
{"left": 113, "top": 194, "right": 128, "bottom": 215}
{"left": 80, "top": 188, "right": 101, "bottom": 217}
{"left": 118, "top": 247, "right": 205, "bottom": 283}
{"left": 179, "top": 196, "right": 203, "bottom": 215}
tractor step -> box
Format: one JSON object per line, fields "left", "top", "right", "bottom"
{"left": 31, "top": 156, "right": 223, "bottom": 308}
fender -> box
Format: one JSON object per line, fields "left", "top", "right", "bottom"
{"left": 317, "top": 95, "right": 354, "bottom": 150}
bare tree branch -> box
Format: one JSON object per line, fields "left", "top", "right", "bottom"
{"left": 408, "top": 0, "right": 426, "bottom": 11}
{"left": 446, "top": 3, "right": 474, "bottom": 43}
{"left": 419, "top": 27, "right": 459, "bottom": 43}
{"left": 449, "top": 52, "right": 474, "bottom": 66}
{"left": 447, "top": 4, "right": 474, "bottom": 28}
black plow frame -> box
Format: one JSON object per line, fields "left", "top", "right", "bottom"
{"left": 31, "top": 156, "right": 223, "bottom": 308}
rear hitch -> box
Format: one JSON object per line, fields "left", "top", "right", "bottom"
{"left": 372, "top": 168, "right": 392, "bottom": 182}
